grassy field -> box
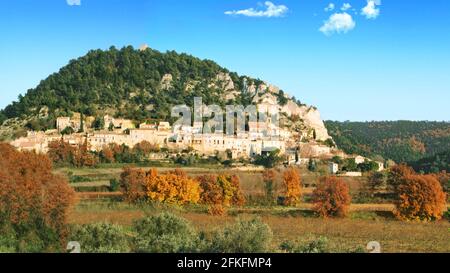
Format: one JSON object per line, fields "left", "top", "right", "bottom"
{"left": 59, "top": 165, "right": 450, "bottom": 253}
{"left": 69, "top": 200, "right": 450, "bottom": 253}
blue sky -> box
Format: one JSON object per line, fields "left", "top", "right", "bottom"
{"left": 1, "top": 0, "right": 449, "bottom": 121}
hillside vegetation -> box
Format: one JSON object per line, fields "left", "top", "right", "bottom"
{"left": 1, "top": 46, "right": 240, "bottom": 123}
{"left": 325, "top": 121, "right": 450, "bottom": 164}
{"left": 0, "top": 46, "right": 311, "bottom": 140}
{"left": 0, "top": 47, "right": 268, "bottom": 124}
{"left": 409, "top": 150, "right": 450, "bottom": 174}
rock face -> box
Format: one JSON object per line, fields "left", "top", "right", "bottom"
{"left": 160, "top": 74, "right": 173, "bottom": 90}
{"left": 215, "top": 72, "right": 235, "bottom": 91}
{"left": 217, "top": 73, "right": 331, "bottom": 142}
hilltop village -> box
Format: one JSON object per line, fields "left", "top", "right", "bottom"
{"left": 4, "top": 63, "right": 385, "bottom": 174}
{"left": 9, "top": 110, "right": 384, "bottom": 175}
{"left": 11, "top": 112, "right": 323, "bottom": 160}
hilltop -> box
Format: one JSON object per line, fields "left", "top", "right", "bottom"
{"left": 0, "top": 46, "right": 330, "bottom": 143}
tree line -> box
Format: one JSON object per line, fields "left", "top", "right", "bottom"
{"left": 325, "top": 120, "right": 450, "bottom": 166}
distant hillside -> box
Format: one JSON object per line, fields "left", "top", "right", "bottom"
{"left": 409, "top": 150, "right": 450, "bottom": 174}
{"left": 0, "top": 46, "right": 330, "bottom": 142}
{"left": 325, "top": 121, "right": 450, "bottom": 163}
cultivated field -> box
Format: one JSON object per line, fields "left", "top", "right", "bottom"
{"left": 59, "top": 164, "right": 450, "bottom": 253}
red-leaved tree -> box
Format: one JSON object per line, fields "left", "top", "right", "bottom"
{"left": 312, "top": 176, "right": 351, "bottom": 218}
{"left": 0, "top": 143, "right": 75, "bottom": 250}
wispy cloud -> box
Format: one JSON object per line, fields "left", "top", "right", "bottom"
{"left": 361, "top": 0, "right": 381, "bottom": 19}
{"left": 341, "top": 3, "right": 352, "bottom": 11}
{"left": 66, "top": 0, "right": 81, "bottom": 6}
{"left": 225, "top": 1, "right": 288, "bottom": 18}
{"left": 324, "top": 3, "right": 335, "bottom": 12}
{"left": 319, "top": 12, "right": 356, "bottom": 36}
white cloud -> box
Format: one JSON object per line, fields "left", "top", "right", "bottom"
{"left": 341, "top": 3, "right": 352, "bottom": 11}
{"left": 324, "top": 3, "right": 335, "bottom": 12}
{"left": 66, "top": 0, "right": 81, "bottom": 6}
{"left": 225, "top": 1, "right": 288, "bottom": 18}
{"left": 319, "top": 12, "right": 356, "bottom": 36}
{"left": 361, "top": 0, "right": 381, "bottom": 19}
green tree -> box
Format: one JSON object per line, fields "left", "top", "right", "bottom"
{"left": 61, "top": 126, "right": 74, "bottom": 135}
{"left": 358, "top": 161, "right": 379, "bottom": 173}
{"left": 133, "top": 213, "right": 199, "bottom": 253}
{"left": 308, "top": 158, "right": 317, "bottom": 172}
{"left": 92, "top": 116, "right": 105, "bottom": 130}
{"left": 79, "top": 112, "right": 84, "bottom": 133}
{"left": 254, "top": 149, "right": 282, "bottom": 168}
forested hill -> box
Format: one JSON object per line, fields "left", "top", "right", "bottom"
{"left": 325, "top": 121, "right": 450, "bottom": 163}
{"left": 0, "top": 46, "right": 265, "bottom": 126}
{"left": 0, "top": 45, "right": 332, "bottom": 142}
{"left": 409, "top": 150, "right": 450, "bottom": 174}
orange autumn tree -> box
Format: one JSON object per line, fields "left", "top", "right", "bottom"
{"left": 146, "top": 169, "right": 200, "bottom": 205}
{"left": 229, "top": 174, "right": 245, "bottom": 206}
{"left": 48, "top": 138, "right": 98, "bottom": 167}
{"left": 0, "top": 143, "right": 75, "bottom": 250}
{"left": 394, "top": 174, "right": 447, "bottom": 222}
{"left": 133, "top": 140, "right": 160, "bottom": 154}
{"left": 120, "top": 167, "right": 149, "bottom": 202}
{"left": 71, "top": 139, "right": 98, "bottom": 167}
{"left": 312, "top": 176, "right": 352, "bottom": 218}
{"left": 120, "top": 168, "right": 200, "bottom": 205}
{"left": 197, "top": 175, "right": 225, "bottom": 215}
{"left": 99, "top": 144, "right": 115, "bottom": 163}
{"left": 197, "top": 174, "right": 245, "bottom": 215}
{"left": 283, "top": 167, "right": 302, "bottom": 206}
{"left": 48, "top": 138, "right": 76, "bottom": 164}
{"left": 387, "top": 164, "right": 415, "bottom": 191}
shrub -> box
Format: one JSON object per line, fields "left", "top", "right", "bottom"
{"left": 133, "top": 213, "right": 199, "bottom": 253}
{"left": 0, "top": 226, "right": 16, "bottom": 253}
{"left": 207, "top": 218, "right": 273, "bottom": 253}
{"left": 109, "top": 178, "right": 120, "bottom": 192}
{"left": 394, "top": 174, "right": 447, "bottom": 222}
{"left": 283, "top": 167, "right": 302, "bottom": 206}
{"left": 69, "top": 175, "right": 92, "bottom": 183}
{"left": 280, "top": 237, "right": 328, "bottom": 253}
{"left": 69, "top": 223, "right": 131, "bottom": 253}
{"left": 444, "top": 209, "right": 450, "bottom": 221}
{"left": 312, "top": 176, "right": 351, "bottom": 218}
{"left": 0, "top": 143, "right": 75, "bottom": 251}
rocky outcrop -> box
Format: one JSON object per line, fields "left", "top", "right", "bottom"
{"left": 160, "top": 74, "right": 173, "bottom": 90}
{"left": 212, "top": 72, "right": 332, "bottom": 142}
{"left": 215, "top": 72, "right": 235, "bottom": 91}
